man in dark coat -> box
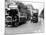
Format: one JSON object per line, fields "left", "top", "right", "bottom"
{"left": 7, "top": 9, "right": 19, "bottom": 26}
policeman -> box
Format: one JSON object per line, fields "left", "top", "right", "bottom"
{"left": 7, "top": 4, "right": 19, "bottom": 26}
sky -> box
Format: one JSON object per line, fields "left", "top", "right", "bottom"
{"left": 6, "top": 0, "right": 44, "bottom": 15}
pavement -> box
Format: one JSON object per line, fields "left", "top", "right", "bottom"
{"left": 5, "top": 18, "right": 44, "bottom": 35}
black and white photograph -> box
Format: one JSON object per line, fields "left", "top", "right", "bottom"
{"left": 5, "top": 0, "right": 44, "bottom": 35}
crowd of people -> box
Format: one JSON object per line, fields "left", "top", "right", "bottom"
{"left": 5, "top": 1, "right": 44, "bottom": 27}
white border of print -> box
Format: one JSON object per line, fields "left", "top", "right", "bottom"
{"left": 0, "top": 0, "right": 5, "bottom": 35}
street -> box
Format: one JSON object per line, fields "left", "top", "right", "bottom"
{"left": 5, "top": 18, "right": 44, "bottom": 35}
